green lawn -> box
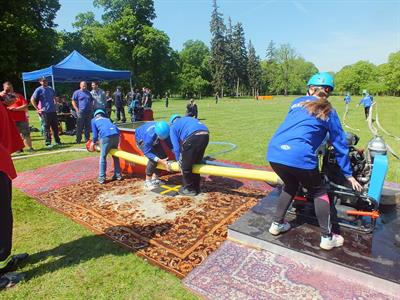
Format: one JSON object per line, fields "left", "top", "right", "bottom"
{"left": 4, "top": 95, "right": 399, "bottom": 299}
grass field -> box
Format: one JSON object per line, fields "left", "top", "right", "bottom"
{"left": 4, "top": 95, "right": 399, "bottom": 299}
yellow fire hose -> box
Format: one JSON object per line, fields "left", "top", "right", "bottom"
{"left": 108, "top": 148, "right": 282, "bottom": 185}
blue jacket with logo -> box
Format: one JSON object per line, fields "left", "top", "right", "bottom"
{"left": 267, "top": 96, "right": 352, "bottom": 177}
{"left": 91, "top": 116, "right": 119, "bottom": 143}
{"left": 135, "top": 122, "right": 172, "bottom": 161}
{"left": 170, "top": 117, "right": 208, "bottom": 160}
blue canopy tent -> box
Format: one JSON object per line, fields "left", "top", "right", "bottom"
{"left": 22, "top": 50, "right": 132, "bottom": 98}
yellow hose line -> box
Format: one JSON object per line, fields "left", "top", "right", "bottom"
{"left": 109, "top": 149, "right": 282, "bottom": 185}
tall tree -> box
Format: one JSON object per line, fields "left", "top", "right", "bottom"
{"left": 275, "top": 43, "right": 297, "bottom": 96}
{"left": 383, "top": 51, "right": 400, "bottom": 96}
{"left": 0, "top": 0, "right": 61, "bottom": 87}
{"left": 265, "top": 40, "right": 276, "bottom": 63}
{"left": 247, "top": 40, "right": 262, "bottom": 97}
{"left": 230, "top": 22, "right": 248, "bottom": 97}
{"left": 209, "top": 0, "right": 227, "bottom": 96}
{"left": 94, "top": 0, "right": 155, "bottom": 25}
{"left": 178, "top": 40, "right": 211, "bottom": 98}
{"left": 335, "top": 61, "right": 377, "bottom": 95}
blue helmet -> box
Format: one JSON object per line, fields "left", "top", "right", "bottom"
{"left": 154, "top": 121, "right": 170, "bottom": 140}
{"left": 307, "top": 72, "right": 335, "bottom": 91}
{"left": 169, "top": 114, "right": 181, "bottom": 124}
{"left": 94, "top": 109, "right": 106, "bottom": 117}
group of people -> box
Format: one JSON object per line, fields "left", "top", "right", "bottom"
{"left": 0, "top": 71, "right": 371, "bottom": 288}
{"left": 17, "top": 77, "right": 155, "bottom": 148}
{"left": 343, "top": 91, "right": 374, "bottom": 119}
{"left": 93, "top": 108, "right": 209, "bottom": 196}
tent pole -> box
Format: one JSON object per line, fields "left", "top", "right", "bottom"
{"left": 129, "top": 77, "right": 133, "bottom": 92}
{"left": 51, "top": 75, "right": 56, "bottom": 93}
{"left": 22, "top": 80, "right": 27, "bottom": 100}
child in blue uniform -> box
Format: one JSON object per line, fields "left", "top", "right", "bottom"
{"left": 266, "top": 72, "right": 362, "bottom": 250}
{"left": 357, "top": 92, "right": 373, "bottom": 119}
{"left": 135, "top": 121, "right": 171, "bottom": 189}
{"left": 169, "top": 115, "right": 209, "bottom": 196}
{"left": 91, "top": 109, "right": 122, "bottom": 184}
{"left": 344, "top": 93, "right": 351, "bottom": 104}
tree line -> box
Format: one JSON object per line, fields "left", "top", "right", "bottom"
{"left": 1, "top": 0, "right": 399, "bottom": 98}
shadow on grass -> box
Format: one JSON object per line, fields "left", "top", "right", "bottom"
{"left": 22, "top": 223, "right": 172, "bottom": 280}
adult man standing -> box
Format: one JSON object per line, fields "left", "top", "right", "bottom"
{"left": 72, "top": 81, "right": 93, "bottom": 143}
{"left": 30, "top": 77, "right": 61, "bottom": 147}
{"left": 2, "top": 82, "right": 33, "bottom": 152}
{"left": 113, "top": 87, "right": 126, "bottom": 123}
{"left": 91, "top": 81, "right": 106, "bottom": 111}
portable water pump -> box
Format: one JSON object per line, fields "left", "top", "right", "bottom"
{"left": 291, "top": 133, "right": 389, "bottom": 233}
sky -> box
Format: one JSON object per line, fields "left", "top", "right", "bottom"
{"left": 55, "top": 0, "right": 400, "bottom": 72}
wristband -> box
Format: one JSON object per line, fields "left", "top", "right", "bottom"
{"left": 154, "top": 157, "right": 159, "bottom": 162}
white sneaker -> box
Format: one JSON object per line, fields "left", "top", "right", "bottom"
{"left": 268, "top": 222, "right": 291, "bottom": 236}
{"left": 152, "top": 179, "right": 165, "bottom": 186}
{"left": 144, "top": 180, "right": 157, "bottom": 190}
{"left": 320, "top": 234, "right": 344, "bottom": 250}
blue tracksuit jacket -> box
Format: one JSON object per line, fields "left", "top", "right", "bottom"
{"left": 267, "top": 96, "right": 352, "bottom": 177}
{"left": 170, "top": 117, "right": 208, "bottom": 160}
{"left": 359, "top": 95, "right": 373, "bottom": 107}
{"left": 91, "top": 116, "right": 119, "bottom": 143}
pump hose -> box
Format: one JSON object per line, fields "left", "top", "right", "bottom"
{"left": 367, "top": 103, "right": 400, "bottom": 160}
{"left": 342, "top": 103, "right": 360, "bottom": 131}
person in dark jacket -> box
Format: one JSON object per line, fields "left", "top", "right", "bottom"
{"left": 185, "top": 99, "right": 198, "bottom": 119}
{"left": 266, "top": 72, "right": 362, "bottom": 251}
{"left": 169, "top": 115, "right": 209, "bottom": 196}
{"left": 113, "top": 87, "right": 126, "bottom": 123}
{"left": 91, "top": 109, "right": 122, "bottom": 184}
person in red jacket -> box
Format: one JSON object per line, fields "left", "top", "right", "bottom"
{"left": 0, "top": 96, "right": 29, "bottom": 289}
{"left": 2, "top": 81, "right": 34, "bottom": 152}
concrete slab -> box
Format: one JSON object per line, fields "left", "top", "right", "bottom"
{"left": 228, "top": 188, "right": 400, "bottom": 297}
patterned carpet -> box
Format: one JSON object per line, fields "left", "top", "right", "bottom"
{"left": 184, "top": 241, "right": 395, "bottom": 300}
{"left": 13, "top": 157, "right": 113, "bottom": 196}
{"left": 14, "top": 158, "right": 267, "bottom": 277}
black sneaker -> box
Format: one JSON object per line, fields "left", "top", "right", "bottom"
{"left": 178, "top": 187, "right": 198, "bottom": 196}
{"left": 0, "top": 272, "right": 24, "bottom": 290}
{"left": 0, "top": 253, "right": 29, "bottom": 274}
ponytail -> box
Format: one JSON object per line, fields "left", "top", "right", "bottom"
{"left": 301, "top": 86, "right": 332, "bottom": 120}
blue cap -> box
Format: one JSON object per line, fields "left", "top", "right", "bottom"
{"left": 307, "top": 72, "right": 334, "bottom": 91}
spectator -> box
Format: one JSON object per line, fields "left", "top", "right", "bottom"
{"left": 0, "top": 98, "right": 28, "bottom": 289}
{"left": 30, "top": 77, "right": 61, "bottom": 147}
{"left": 165, "top": 92, "right": 169, "bottom": 108}
{"left": 72, "top": 81, "right": 93, "bottom": 143}
{"left": 58, "top": 96, "right": 75, "bottom": 133}
{"left": 344, "top": 92, "right": 351, "bottom": 104}
{"left": 105, "top": 91, "right": 113, "bottom": 119}
{"left": 2, "top": 82, "right": 33, "bottom": 152}
{"left": 91, "top": 81, "right": 106, "bottom": 111}
{"left": 113, "top": 87, "right": 126, "bottom": 123}
{"left": 186, "top": 99, "right": 198, "bottom": 119}
{"left": 134, "top": 89, "right": 142, "bottom": 106}
{"left": 215, "top": 92, "right": 219, "bottom": 104}
{"left": 128, "top": 97, "right": 140, "bottom": 122}
{"left": 125, "top": 88, "right": 135, "bottom": 106}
